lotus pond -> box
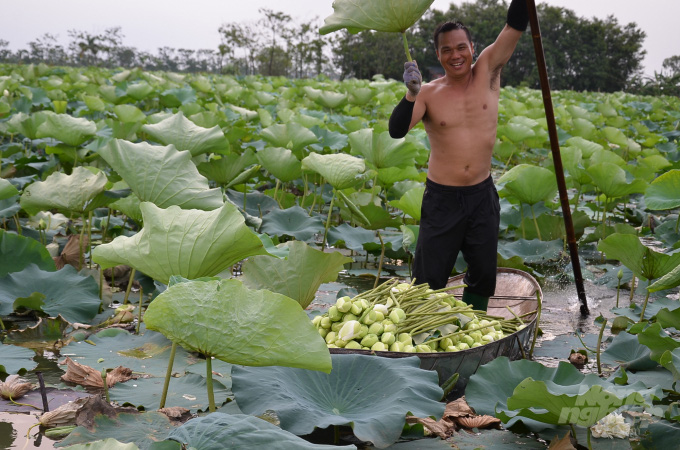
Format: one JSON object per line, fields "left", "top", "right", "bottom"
{"left": 1, "top": 62, "right": 680, "bottom": 449}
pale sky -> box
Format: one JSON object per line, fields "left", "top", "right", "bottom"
{"left": 1, "top": 0, "right": 678, "bottom": 77}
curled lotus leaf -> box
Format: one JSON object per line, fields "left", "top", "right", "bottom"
{"left": 143, "top": 278, "right": 331, "bottom": 372}
{"left": 645, "top": 169, "right": 680, "bottom": 211}
{"left": 301, "top": 152, "right": 365, "bottom": 190}
{"left": 320, "top": 0, "right": 435, "bottom": 34}
{"left": 141, "top": 111, "right": 228, "bottom": 156}
{"left": 35, "top": 112, "right": 96, "bottom": 146}
{"left": 92, "top": 202, "right": 268, "bottom": 284}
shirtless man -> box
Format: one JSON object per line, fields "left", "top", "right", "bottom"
{"left": 389, "top": 0, "right": 529, "bottom": 310}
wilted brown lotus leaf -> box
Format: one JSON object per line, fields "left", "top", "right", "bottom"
{"left": 60, "top": 357, "right": 135, "bottom": 391}
{"left": 406, "top": 415, "right": 454, "bottom": 439}
{"left": 53, "top": 234, "right": 89, "bottom": 270}
{"left": 39, "top": 397, "right": 89, "bottom": 428}
{"left": 0, "top": 375, "right": 33, "bottom": 400}
{"left": 444, "top": 397, "right": 476, "bottom": 418}
{"left": 548, "top": 431, "right": 577, "bottom": 449}
{"left": 453, "top": 415, "right": 501, "bottom": 429}
{"left": 158, "top": 406, "right": 192, "bottom": 423}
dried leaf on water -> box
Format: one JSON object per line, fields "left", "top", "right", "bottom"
{"left": 407, "top": 396, "right": 500, "bottom": 438}
{"left": 39, "top": 397, "right": 89, "bottom": 428}
{"left": 453, "top": 415, "right": 502, "bottom": 429}
{"left": 0, "top": 375, "right": 33, "bottom": 400}
{"left": 53, "top": 234, "right": 89, "bottom": 270}
{"left": 548, "top": 431, "right": 578, "bottom": 449}
{"left": 60, "top": 357, "right": 135, "bottom": 391}
{"left": 158, "top": 406, "right": 192, "bottom": 423}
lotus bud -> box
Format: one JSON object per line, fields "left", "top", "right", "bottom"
{"left": 327, "top": 344, "right": 338, "bottom": 348}
{"left": 343, "top": 313, "right": 358, "bottom": 322}
{"left": 457, "top": 342, "right": 470, "bottom": 351}
{"left": 335, "top": 296, "right": 352, "bottom": 313}
{"left": 427, "top": 340, "right": 439, "bottom": 351}
{"left": 380, "top": 332, "right": 396, "bottom": 346}
{"left": 482, "top": 334, "right": 495, "bottom": 343}
{"left": 328, "top": 306, "right": 343, "bottom": 321}
{"left": 398, "top": 333, "right": 413, "bottom": 345}
{"left": 331, "top": 322, "right": 344, "bottom": 333}
{"left": 388, "top": 308, "right": 406, "bottom": 324}
{"left": 318, "top": 328, "right": 328, "bottom": 338}
{"left": 320, "top": 317, "right": 332, "bottom": 329}
{"left": 345, "top": 340, "right": 363, "bottom": 350}
{"left": 389, "top": 341, "right": 405, "bottom": 352}
{"left": 325, "top": 331, "right": 337, "bottom": 345}
{"left": 462, "top": 335, "right": 475, "bottom": 347}
{"left": 361, "top": 309, "right": 377, "bottom": 325}
{"left": 368, "top": 322, "right": 384, "bottom": 335}
{"left": 371, "top": 342, "right": 387, "bottom": 352}
{"left": 374, "top": 311, "right": 385, "bottom": 322}
{"left": 338, "top": 320, "right": 362, "bottom": 341}
{"left": 373, "top": 304, "right": 389, "bottom": 315}
{"left": 455, "top": 300, "right": 467, "bottom": 308}
{"left": 416, "top": 344, "right": 433, "bottom": 353}
{"left": 617, "top": 269, "right": 624, "bottom": 280}
{"left": 312, "top": 315, "right": 323, "bottom": 327}
{"left": 494, "top": 323, "right": 502, "bottom": 331}
{"left": 403, "top": 344, "right": 416, "bottom": 353}
{"left": 440, "top": 337, "right": 454, "bottom": 349}
{"left": 350, "top": 301, "right": 363, "bottom": 315}
{"left": 3, "top": 89, "right": 8, "bottom": 97}
{"left": 470, "top": 331, "right": 483, "bottom": 343}
{"left": 46, "top": 242, "right": 60, "bottom": 257}
{"left": 382, "top": 320, "right": 397, "bottom": 333}
{"left": 445, "top": 345, "right": 458, "bottom": 352}
{"left": 37, "top": 218, "right": 47, "bottom": 231}
{"left": 358, "top": 299, "right": 369, "bottom": 310}
{"left": 471, "top": 342, "right": 482, "bottom": 348}
{"left": 334, "top": 339, "right": 347, "bottom": 348}
{"left": 358, "top": 325, "right": 369, "bottom": 339}
{"left": 361, "top": 333, "right": 379, "bottom": 348}
{"left": 385, "top": 298, "right": 394, "bottom": 308}
{"left": 495, "top": 331, "right": 504, "bottom": 340}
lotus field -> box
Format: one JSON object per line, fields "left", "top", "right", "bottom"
{"left": 1, "top": 61, "right": 680, "bottom": 448}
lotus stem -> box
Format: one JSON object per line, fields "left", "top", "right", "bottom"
{"left": 639, "top": 283, "right": 653, "bottom": 321}
{"left": 37, "top": 371, "right": 49, "bottom": 411}
{"left": 675, "top": 214, "right": 679, "bottom": 233}
{"left": 506, "top": 306, "right": 524, "bottom": 325}
{"left": 530, "top": 204, "right": 541, "bottom": 240}
{"left": 79, "top": 214, "right": 86, "bottom": 270}
{"left": 102, "top": 369, "right": 109, "bottom": 402}
{"left": 374, "top": 231, "right": 386, "bottom": 289}
{"left": 98, "top": 267, "right": 103, "bottom": 301}
{"left": 101, "top": 208, "right": 111, "bottom": 243}
{"left": 401, "top": 32, "right": 412, "bottom": 62}
{"left": 334, "top": 425, "right": 340, "bottom": 444}
{"left": 87, "top": 210, "right": 93, "bottom": 269}
{"left": 274, "top": 179, "right": 281, "bottom": 207}
{"left": 136, "top": 288, "right": 143, "bottom": 335}
{"left": 520, "top": 204, "right": 526, "bottom": 239}
{"left": 321, "top": 191, "right": 336, "bottom": 252}
{"left": 587, "top": 425, "right": 592, "bottom": 449}
{"left": 123, "top": 268, "right": 136, "bottom": 305}
{"left": 13, "top": 214, "right": 21, "bottom": 235}
{"left": 596, "top": 318, "right": 607, "bottom": 375}
{"left": 8, "top": 394, "right": 40, "bottom": 410}
{"left": 159, "top": 342, "right": 177, "bottom": 409}
{"left": 206, "top": 356, "right": 216, "bottom": 412}
{"left": 529, "top": 290, "right": 542, "bottom": 359}
{"left": 0, "top": 317, "right": 4, "bottom": 330}
{"left": 629, "top": 275, "right": 636, "bottom": 305}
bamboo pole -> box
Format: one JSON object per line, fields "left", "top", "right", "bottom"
{"left": 526, "top": 0, "right": 589, "bottom": 315}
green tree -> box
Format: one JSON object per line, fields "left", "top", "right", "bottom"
{"left": 259, "top": 9, "right": 292, "bottom": 76}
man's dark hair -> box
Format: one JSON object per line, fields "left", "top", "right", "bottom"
{"left": 433, "top": 21, "right": 472, "bottom": 50}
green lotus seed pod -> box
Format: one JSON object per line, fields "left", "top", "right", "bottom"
{"left": 361, "top": 333, "right": 379, "bottom": 347}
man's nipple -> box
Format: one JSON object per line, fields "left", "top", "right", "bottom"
{"left": 440, "top": 121, "right": 446, "bottom": 127}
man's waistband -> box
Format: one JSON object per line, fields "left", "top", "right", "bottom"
{"left": 425, "top": 175, "right": 494, "bottom": 193}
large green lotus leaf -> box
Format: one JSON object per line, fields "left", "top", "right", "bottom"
{"left": 570, "top": 117, "right": 597, "bottom": 139}
{"left": 259, "top": 205, "right": 325, "bottom": 242}
{"left": 62, "top": 328, "right": 196, "bottom": 377}
{"left": 225, "top": 189, "right": 279, "bottom": 218}
{"left": 377, "top": 166, "right": 420, "bottom": 186}
{"left": 20, "top": 166, "right": 108, "bottom": 215}
{"left": 320, "top": 0, "right": 435, "bottom": 34}
{"left": 315, "top": 91, "right": 348, "bottom": 109}
{"left": 302, "top": 153, "right": 365, "bottom": 190}
{"left": 348, "top": 129, "right": 416, "bottom": 169}
{"left": 113, "top": 104, "right": 147, "bottom": 124}
{"left": 168, "top": 413, "right": 355, "bottom": 449}
{"left": 242, "top": 241, "right": 352, "bottom": 309}
{"left": 660, "top": 348, "right": 680, "bottom": 381}
{"left": 637, "top": 323, "right": 680, "bottom": 363}
{"left": 309, "top": 125, "right": 349, "bottom": 152}
{"left": 0, "top": 178, "right": 19, "bottom": 200}
{"left": 109, "top": 373, "right": 230, "bottom": 412}
{"left": 598, "top": 233, "right": 680, "bottom": 282}
{"left": 501, "top": 378, "right": 646, "bottom": 428}
{"left": 58, "top": 438, "right": 141, "bottom": 449}
{"left": 638, "top": 421, "right": 680, "bottom": 450}
{"left": 602, "top": 126, "right": 629, "bottom": 147}
{"left": 498, "top": 123, "right": 535, "bottom": 143}
{"left": 0, "top": 196, "right": 21, "bottom": 219}
{"left": 498, "top": 164, "right": 557, "bottom": 205}
{"left": 328, "top": 223, "right": 378, "bottom": 252}
{"left": 0, "top": 343, "right": 37, "bottom": 375}
{"left": 0, "top": 264, "right": 100, "bottom": 322}
{"left": 143, "top": 279, "right": 331, "bottom": 372}
{"left": 260, "top": 123, "right": 319, "bottom": 152}
{"left": 232, "top": 354, "right": 444, "bottom": 448}
{"left": 197, "top": 150, "right": 258, "bottom": 186}
{"left": 256, "top": 147, "right": 302, "bottom": 182}
{"left": 649, "top": 263, "right": 680, "bottom": 292}
{"left": 6, "top": 111, "right": 50, "bottom": 140}
{"left": 92, "top": 202, "right": 267, "bottom": 284}
{"left": 497, "top": 238, "right": 563, "bottom": 264}
{"left": 55, "top": 412, "right": 175, "bottom": 449}
{"left": 610, "top": 297, "right": 679, "bottom": 322}
{"left": 389, "top": 186, "right": 424, "bottom": 220}
{"left": 0, "top": 229, "right": 55, "bottom": 276}
{"left": 587, "top": 162, "right": 647, "bottom": 199}
{"left": 645, "top": 169, "right": 680, "bottom": 211}
{"left": 35, "top": 113, "right": 96, "bottom": 146}
{"left": 110, "top": 193, "right": 143, "bottom": 224}
{"left": 600, "top": 331, "right": 657, "bottom": 371}
{"left": 126, "top": 81, "right": 154, "bottom": 100}
{"left": 141, "top": 112, "right": 228, "bottom": 156}
{"left": 565, "top": 136, "right": 603, "bottom": 159}
{"left": 98, "top": 139, "right": 223, "bottom": 211}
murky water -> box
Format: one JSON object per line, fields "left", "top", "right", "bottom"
{"left": 0, "top": 270, "right": 670, "bottom": 449}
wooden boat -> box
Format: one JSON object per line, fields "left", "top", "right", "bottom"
{"left": 330, "top": 268, "right": 541, "bottom": 400}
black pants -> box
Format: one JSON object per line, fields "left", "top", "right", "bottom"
{"left": 412, "top": 176, "right": 500, "bottom": 296}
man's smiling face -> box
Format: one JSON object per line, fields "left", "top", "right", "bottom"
{"left": 436, "top": 29, "right": 474, "bottom": 79}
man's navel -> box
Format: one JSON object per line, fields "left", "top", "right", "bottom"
{"left": 483, "top": 104, "right": 487, "bottom": 110}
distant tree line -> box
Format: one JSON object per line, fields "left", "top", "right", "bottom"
{"left": 1, "top": 0, "right": 677, "bottom": 94}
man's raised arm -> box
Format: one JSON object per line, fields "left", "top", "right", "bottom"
{"left": 479, "top": 0, "right": 529, "bottom": 72}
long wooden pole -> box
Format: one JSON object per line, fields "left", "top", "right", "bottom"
{"left": 526, "top": 0, "right": 589, "bottom": 315}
